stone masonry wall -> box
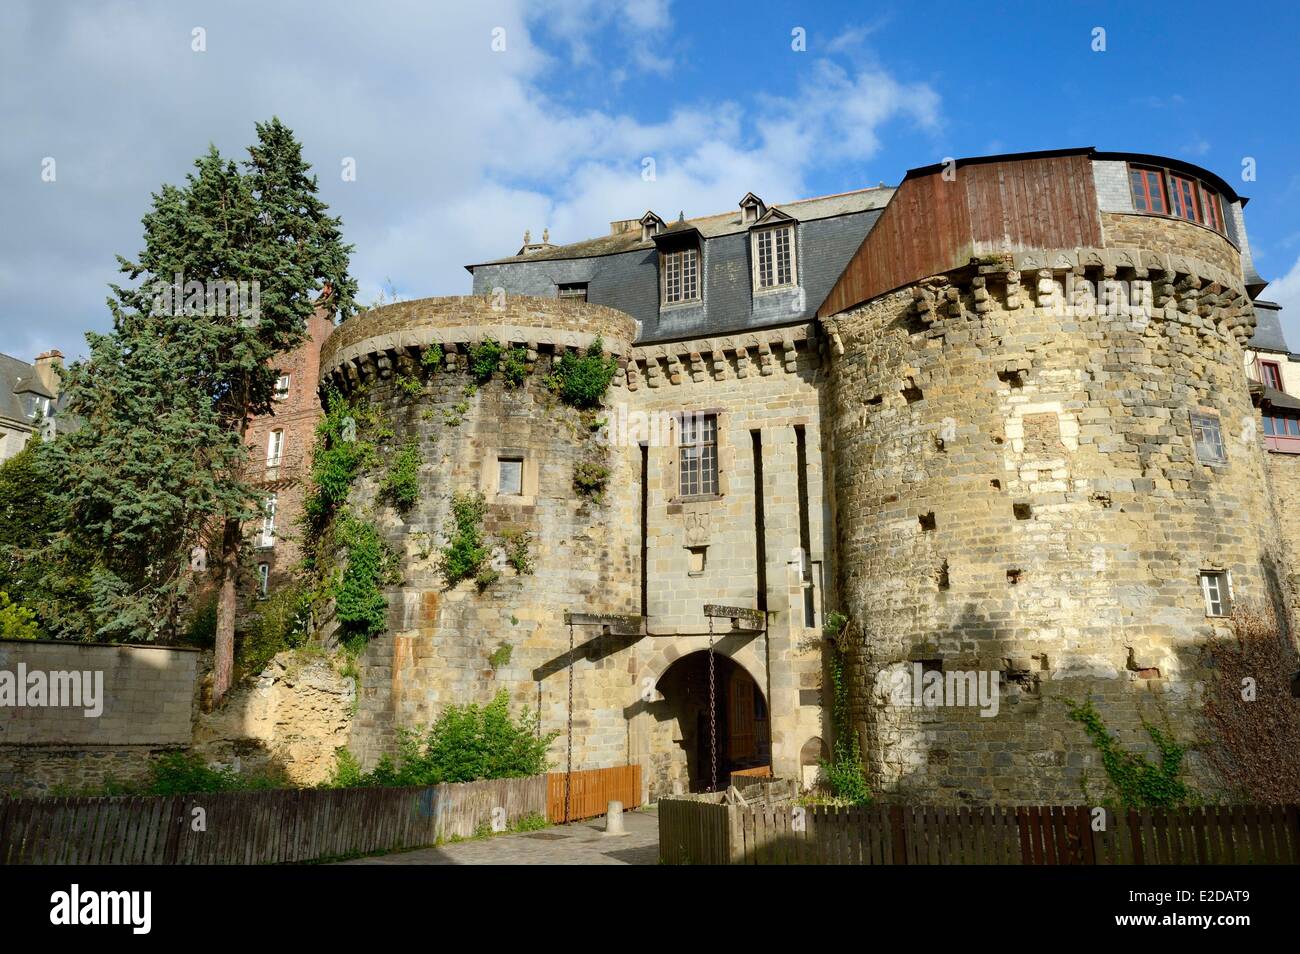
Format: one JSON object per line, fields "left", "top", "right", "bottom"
{"left": 823, "top": 237, "right": 1280, "bottom": 804}
{"left": 0, "top": 639, "right": 201, "bottom": 795}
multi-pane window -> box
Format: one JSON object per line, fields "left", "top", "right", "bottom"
{"left": 662, "top": 247, "right": 700, "bottom": 305}
{"left": 257, "top": 563, "right": 270, "bottom": 598}
{"left": 1191, "top": 412, "right": 1226, "bottom": 464}
{"left": 753, "top": 225, "right": 795, "bottom": 289}
{"left": 1126, "top": 163, "right": 1229, "bottom": 236}
{"left": 267, "top": 429, "right": 284, "bottom": 467}
{"left": 1200, "top": 570, "right": 1231, "bottom": 617}
{"left": 1259, "top": 360, "right": 1283, "bottom": 390}
{"left": 679, "top": 413, "right": 718, "bottom": 497}
{"left": 259, "top": 493, "right": 277, "bottom": 548}
{"left": 1168, "top": 173, "right": 1202, "bottom": 224}
{"left": 498, "top": 457, "right": 523, "bottom": 495}
{"left": 1129, "top": 166, "right": 1167, "bottom": 214}
{"left": 1263, "top": 412, "right": 1300, "bottom": 437}
{"left": 274, "top": 374, "right": 290, "bottom": 400}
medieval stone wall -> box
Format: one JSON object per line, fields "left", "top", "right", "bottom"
{"left": 823, "top": 229, "right": 1280, "bottom": 803}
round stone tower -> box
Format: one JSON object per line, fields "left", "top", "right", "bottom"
{"left": 820, "top": 152, "right": 1283, "bottom": 803}
{"left": 317, "top": 295, "right": 642, "bottom": 770}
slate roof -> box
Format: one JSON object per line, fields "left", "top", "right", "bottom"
{"left": 1247, "top": 300, "right": 1293, "bottom": 355}
{"left": 466, "top": 187, "right": 894, "bottom": 268}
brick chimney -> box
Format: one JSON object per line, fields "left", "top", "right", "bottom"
{"left": 33, "top": 350, "right": 63, "bottom": 397}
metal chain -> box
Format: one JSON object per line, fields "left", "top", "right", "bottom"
{"left": 565, "top": 618, "right": 574, "bottom": 824}
{"left": 708, "top": 614, "right": 717, "bottom": 793}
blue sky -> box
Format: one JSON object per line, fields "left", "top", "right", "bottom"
{"left": 3, "top": 0, "right": 1299, "bottom": 359}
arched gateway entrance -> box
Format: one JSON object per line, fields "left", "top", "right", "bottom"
{"left": 657, "top": 651, "right": 770, "bottom": 791}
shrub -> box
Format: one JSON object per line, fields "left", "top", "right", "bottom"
{"left": 381, "top": 440, "right": 421, "bottom": 512}
{"left": 438, "top": 491, "right": 489, "bottom": 588}
{"left": 305, "top": 390, "right": 374, "bottom": 526}
{"left": 468, "top": 338, "right": 503, "bottom": 383}
{"left": 0, "top": 591, "right": 39, "bottom": 639}
{"left": 142, "top": 751, "right": 280, "bottom": 795}
{"left": 237, "top": 583, "right": 311, "bottom": 680}
{"left": 331, "top": 690, "right": 557, "bottom": 786}
{"left": 420, "top": 344, "right": 444, "bottom": 369}
{"left": 548, "top": 338, "right": 617, "bottom": 408}
{"left": 396, "top": 374, "right": 422, "bottom": 397}
{"left": 500, "top": 527, "right": 534, "bottom": 575}
{"left": 335, "top": 515, "right": 398, "bottom": 640}
{"left": 573, "top": 460, "right": 610, "bottom": 500}
{"left": 820, "top": 628, "right": 871, "bottom": 805}
{"left": 503, "top": 347, "right": 529, "bottom": 388}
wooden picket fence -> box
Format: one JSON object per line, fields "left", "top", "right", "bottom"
{"left": 0, "top": 775, "right": 546, "bottom": 865}
{"left": 546, "top": 765, "right": 642, "bottom": 823}
{"left": 659, "top": 800, "right": 1300, "bottom": 865}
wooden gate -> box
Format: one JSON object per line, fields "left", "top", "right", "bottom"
{"left": 546, "top": 765, "right": 642, "bottom": 823}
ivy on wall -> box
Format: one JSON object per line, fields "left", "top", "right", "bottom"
{"left": 1065, "top": 697, "right": 1192, "bottom": 808}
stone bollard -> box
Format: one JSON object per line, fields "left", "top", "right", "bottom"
{"left": 603, "top": 800, "right": 626, "bottom": 836}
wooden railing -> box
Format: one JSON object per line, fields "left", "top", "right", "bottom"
{"left": 546, "top": 765, "right": 642, "bottom": 823}
{"left": 659, "top": 800, "right": 1300, "bottom": 865}
{"left": 0, "top": 776, "right": 546, "bottom": 865}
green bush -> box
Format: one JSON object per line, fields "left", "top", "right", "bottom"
{"left": 820, "top": 622, "right": 871, "bottom": 805}
{"left": 142, "top": 751, "right": 280, "bottom": 795}
{"left": 502, "top": 346, "right": 529, "bottom": 388}
{"left": 438, "top": 491, "right": 489, "bottom": 588}
{"left": 332, "top": 690, "right": 557, "bottom": 786}
{"left": 500, "top": 527, "right": 534, "bottom": 575}
{"left": 335, "top": 514, "right": 398, "bottom": 640}
{"left": 381, "top": 440, "right": 421, "bottom": 512}
{"left": 573, "top": 460, "right": 610, "bottom": 500}
{"left": 0, "top": 591, "right": 39, "bottom": 639}
{"left": 237, "top": 583, "right": 311, "bottom": 679}
{"left": 305, "top": 390, "right": 374, "bottom": 526}
{"left": 420, "top": 344, "right": 444, "bottom": 369}
{"left": 548, "top": 338, "right": 617, "bottom": 408}
{"left": 468, "top": 338, "right": 503, "bottom": 383}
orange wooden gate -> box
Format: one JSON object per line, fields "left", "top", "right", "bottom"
{"left": 546, "top": 765, "right": 643, "bottom": 823}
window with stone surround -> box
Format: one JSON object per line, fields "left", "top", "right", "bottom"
{"left": 257, "top": 562, "right": 270, "bottom": 598}
{"left": 661, "top": 246, "right": 700, "bottom": 305}
{"left": 1191, "top": 412, "right": 1226, "bottom": 465}
{"left": 679, "top": 412, "right": 718, "bottom": 497}
{"left": 498, "top": 457, "right": 523, "bottom": 495}
{"left": 1200, "top": 570, "right": 1231, "bottom": 617}
{"left": 752, "top": 224, "right": 796, "bottom": 290}
{"left": 274, "top": 374, "right": 290, "bottom": 400}
{"left": 267, "top": 428, "right": 284, "bottom": 468}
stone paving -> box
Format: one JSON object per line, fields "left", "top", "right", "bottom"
{"left": 338, "top": 807, "right": 660, "bottom": 865}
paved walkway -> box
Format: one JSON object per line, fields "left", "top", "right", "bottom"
{"left": 339, "top": 807, "right": 660, "bottom": 865}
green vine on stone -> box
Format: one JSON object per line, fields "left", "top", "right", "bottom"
{"left": 500, "top": 527, "right": 534, "bottom": 575}
{"left": 380, "top": 439, "right": 421, "bottom": 512}
{"left": 503, "top": 346, "right": 529, "bottom": 388}
{"left": 421, "top": 344, "right": 443, "bottom": 370}
{"left": 820, "top": 612, "right": 871, "bottom": 805}
{"left": 438, "top": 491, "right": 490, "bottom": 588}
{"left": 305, "top": 389, "right": 376, "bottom": 529}
{"left": 334, "top": 512, "right": 399, "bottom": 642}
{"left": 573, "top": 460, "right": 610, "bottom": 501}
{"left": 1064, "top": 696, "right": 1191, "bottom": 808}
{"left": 469, "top": 338, "right": 503, "bottom": 383}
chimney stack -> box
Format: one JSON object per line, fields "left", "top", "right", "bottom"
{"left": 33, "top": 350, "right": 63, "bottom": 398}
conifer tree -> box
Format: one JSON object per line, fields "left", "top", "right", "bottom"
{"left": 51, "top": 119, "right": 355, "bottom": 702}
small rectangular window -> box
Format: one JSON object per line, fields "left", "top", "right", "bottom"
{"left": 1264, "top": 415, "right": 1276, "bottom": 436}
{"left": 267, "top": 429, "right": 284, "bottom": 467}
{"left": 557, "top": 282, "right": 588, "bottom": 301}
{"left": 1201, "top": 186, "right": 1224, "bottom": 232}
{"left": 1191, "top": 412, "right": 1226, "bottom": 464}
{"left": 259, "top": 493, "right": 277, "bottom": 547}
{"left": 1200, "top": 570, "right": 1231, "bottom": 617}
{"left": 274, "top": 375, "right": 291, "bottom": 400}
{"left": 257, "top": 563, "right": 270, "bottom": 598}
{"left": 1259, "top": 360, "right": 1282, "bottom": 390}
{"left": 662, "top": 247, "right": 700, "bottom": 305}
{"left": 679, "top": 413, "right": 718, "bottom": 497}
{"left": 498, "top": 457, "right": 523, "bottom": 495}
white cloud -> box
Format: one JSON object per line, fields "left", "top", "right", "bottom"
{"left": 0, "top": 0, "right": 941, "bottom": 359}
{"left": 1264, "top": 254, "right": 1300, "bottom": 348}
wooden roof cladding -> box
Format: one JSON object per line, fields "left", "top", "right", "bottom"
{"left": 818, "top": 152, "right": 1103, "bottom": 317}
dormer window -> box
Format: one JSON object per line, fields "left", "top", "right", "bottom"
{"left": 639, "top": 211, "right": 665, "bottom": 243}
{"left": 739, "top": 192, "right": 766, "bottom": 225}
{"left": 662, "top": 247, "right": 700, "bottom": 304}
{"left": 752, "top": 223, "right": 796, "bottom": 290}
